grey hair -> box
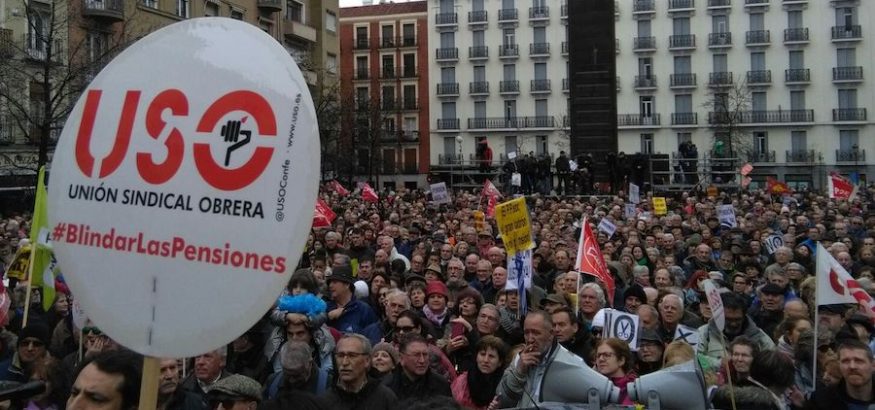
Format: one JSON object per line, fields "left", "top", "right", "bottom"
{"left": 632, "top": 265, "right": 650, "bottom": 278}
{"left": 337, "top": 333, "right": 372, "bottom": 356}
{"left": 661, "top": 293, "right": 684, "bottom": 311}
{"left": 280, "top": 340, "right": 313, "bottom": 370}
{"left": 579, "top": 282, "right": 606, "bottom": 308}
{"left": 385, "top": 289, "right": 411, "bottom": 308}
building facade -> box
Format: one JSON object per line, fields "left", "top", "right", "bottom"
{"left": 615, "top": 0, "right": 874, "bottom": 189}
{"left": 426, "top": 0, "right": 570, "bottom": 175}
{"left": 339, "top": 1, "right": 429, "bottom": 190}
{"left": 0, "top": 0, "right": 338, "bottom": 195}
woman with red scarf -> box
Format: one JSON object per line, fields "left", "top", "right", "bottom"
{"left": 595, "top": 338, "right": 638, "bottom": 405}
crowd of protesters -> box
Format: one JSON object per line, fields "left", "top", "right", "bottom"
{"left": 0, "top": 180, "right": 872, "bottom": 409}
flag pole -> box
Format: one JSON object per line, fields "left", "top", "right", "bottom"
{"left": 22, "top": 243, "right": 37, "bottom": 326}
{"left": 813, "top": 242, "right": 820, "bottom": 381}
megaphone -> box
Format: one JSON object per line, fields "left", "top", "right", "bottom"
{"left": 540, "top": 349, "right": 619, "bottom": 407}
{"left": 627, "top": 359, "right": 709, "bottom": 410}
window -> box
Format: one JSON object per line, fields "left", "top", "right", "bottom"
{"left": 837, "top": 7, "right": 856, "bottom": 27}
{"left": 356, "top": 26, "right": 368, "bottom": 45}
{"left": 675, "top": 94, "right": 692, "bottom": 113}
{"left": 440, "top": 32, "right": 455, "bottom": 48}
{"left": 503, "top": 64, "right": 516, "bottom": 81}
{"left": 473, "top": 65, "right": 485, "bottom": 82}
{"left": 638, "top": 58, "right": 653, "bottom": 77}
{"left": 673, "top": 17, "right": 690, "bottom": 35}
{"left": 788, "top": 10, "right": 803, "bottom": 29}
{"left": 640, "top": 134, "right": 654, "bottom": 154}
{"left": 535, "top": 99, "right": 547, "bottom": 118}
{"left": 474, "top": 101, "right": 486, "bottom": 118}
{"left": 230, "top": 9, "right": 243, "bottom": 20}
{"left": 440, "top": 66, "right": 455, "bottom": 84}
{"left": 444, "top": 137, "right": 457, "bottom": 158}
{"left": 381, "top": 25, "right": 393, "bottom": 46}
{"left": 790, "top": 91, "right": 805, "bottom": 110}
{"left": 640, "top": 96, "right": 654, "bottom": 118}
{"left": 534, "top": 62, "right": 547, "bottom": 80}
{"left": 751, "top": 92, "right": 766, "bottom": 111}
{"left": 536, "top": 136, "right": 547, "bottom": 156}
{"left": 839, "top": 130, "right": 859, "bottom": 152}
{"left": 751, "top": 52, "right": 765, "bottom": 71}
{"left": 504, "top": 100, "right": 517, "bottom": 119}
{"left": 713, "top": 54, "right": 728, "bottom": 72}
{"left": 356, "top": 87, "right": 369, "bottom": 107}
{"left": 382, "top": 55, "right": 394, "bottom": 77}
{"left": 674, "top": 56, "right": 691, "bottom": 74}
{"left": 402, "top": 54, "right": 415, "bottom": 76}
{"left": 712, "top": 15, "right": 728, "bottom": 33}
{"left": 441, "top": 102, "right": 456, "bottom": 119}
{"left": 356, "top": 56, "right": 368, "bottom": 77}
{"left": 473, "top": 0, "right": 485, "bottom": 12}
{"left": 403, "top": 85, "right": 416, "bottom": 106}
{"left": 790, "top": 131, "right": 806, "bottom": 152}
{"left": 789, "top": 50, "right": 804, "bottom": 70}
{"left": 204, "top": 2, "right": 219, "bottom": 16}
{"left": 402, "top": 24, "right": 415, "bottom": 45}
{"left": 177, "top": 0, "right": 189, "bottom": 18}
{"left": 142, "top": 0, "right": 158, "bottom": 8}
{"left": 326, "top": 12, "right": 337, "bottom": 33}
{"left": 753, "top": 131, "right": 768, "bottom": 153}
{"left": 677, "top": 132, "right": 692, "bottom": 146}
{"left": 503, "top": 28, "right": 516, "bottom": 46}
{"left": 326, "top": 53, "right": 337, "bottom": 74}
{"left": 473, "top": 30, "right": 485, "bottom": 47}
{"left": 838, "top": 89, "right": 858, "bottom": 109}
{"left": 637, "top": 20, "right": 651, "bottom": 37}
{"left": 533, "top": 27, "right": 546, "bottom": 44}
{"left": 286, "top": 1, "right": 304, "bottom": 23}
{"left": 749, "top": 13, "right": 764, "bottom": 31}
{"left": 837, "top": 48, "right": 856, "bottom": 67}
{"left": 505, "top": 136, "right": 518, "bottom": 155}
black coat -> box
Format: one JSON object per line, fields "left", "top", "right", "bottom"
{"left": 382, "top": 367, "right": 451, "bottom": 401}
{"left": 322, "top": 378, "right": 397, "bottom": 410}
{"left": 806, "top": 380, "right": 875, "bottom": 410}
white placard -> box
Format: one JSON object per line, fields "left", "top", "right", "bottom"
{"left": 718, "top": 204, "right": 737, "bottom": 228}
{"left": 764, "top": 234, "right": 784, "bottom": 255}
{"left": 703, "top": 279, "right": 724, "bottom": 332}
{"left": 674, "top": 325, "right": 700, "bottom": 347}
{"left": 569, "top": 160, "right": 578, "bottom": 172}
{"left": 505, "top": 249, "right": 532, "bottom": 291}
{"left": 629, "top": 183, "right": 640, "bottom": 204}
{"left": 598, "top": 218, "right": 617, "bottom": 238}
{"left": 624, "top": 204, "right": 637, "bottom": 219}
{"left": 604, "top": 308, "right": 640, "bottom": 351}
{"left": 430, "top": 182, "right": 450, "bottom": 204}
{"left": 508, "top": 151, "right": 517, "bottom": 160}
{"left": 511, "top": 172, "right": 522, "bottom": 186}
{"left": 47, "top": 19, "right": 318, "bottom": 357}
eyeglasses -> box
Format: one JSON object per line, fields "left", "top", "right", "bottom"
{"left": 82, "top": 326, "right": 103, "bottom": 336}
{"left": 596, "top": 352, "right": 616, "bottom": 359}
{"left": 396, "top": 326, "right": 416, "bottom": 333}
{"left": 335, "top": 352, "right": 368, "bottom": 360}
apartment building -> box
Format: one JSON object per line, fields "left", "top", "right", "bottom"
{"left": 339, "top": 1, "right": 429, "bottom": 190}
{"left": 615, "top": 0, "right": 874, "bottom": 188}
{"left": 0, "top": 0, "right": 338, "bottom": 192}
{"left": 427, "top": 0, "right": 570, "bottom": 169}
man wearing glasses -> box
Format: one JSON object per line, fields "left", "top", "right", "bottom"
{"left": 2, "top": 321, "right": 50, "bottom": 383}
{"left": 323, "top": 334, "right": 397, "bottom": 409}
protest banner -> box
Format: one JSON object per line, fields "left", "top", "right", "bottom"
{"left": 704, "top": 280, "right": 725, "bottom": 331}
{"left": 629, "top": 183, "right": 640, "bottom": 204}
{"left": 604, "top": 308, "right": 640, "bottom": 351}
{"left": 495, "top": 197, "right": 533, "bottom": 254}
{"left": 505, "top": 249, "right": 533, "bottom": 292}
{"left": 624, "top": 203, "right": 637, "bottom": 219}
{"left": 652, "top": 197, "right": 667, "bottom": 216}
{"left": 764, "top": 234, "right": 784, "bottom": 255}
{"left": 430, "top": 182, "right": 450, "bottom": 204}
{"left": 828, "top": 172, "right": 858, "bottom": 201}
{"left": 674, "top": 325, "right": 700, "bottom": 347}
{"left": 598, "top": 218, "right": 617, "bottom": 238}
{"left": 717, "top": 204, "right": 737, "bottom": 228}
{"left": 48, "top": 17, "right": 318, "bottom": 372}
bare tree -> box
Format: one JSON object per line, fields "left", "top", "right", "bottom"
{"left": 703, "top": 78, "right": 753, "bottom": 159}
{"left": 0, "top": 1, "right": 148, "bottom": 172}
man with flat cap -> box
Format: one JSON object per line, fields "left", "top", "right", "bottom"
{"left": 205, "top": 374, "right": 262, "bottom": 410}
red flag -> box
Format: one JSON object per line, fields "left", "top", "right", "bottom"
{"left": 828, "top": 172, "right": 858, "bottom": 200}
{"left": 766, "top": 176, "right": 791, "bottom": 195}
{"left": 574, "top": 217, "right": 615, "bottom": 305}
{"left": 485, "top": 195, "right": 498, "bottom": 218}
{"left": 482, "top": 179, "right": 502, "bottom": 199}
{"left": 331, "top": 180, "right": 350, "bottom": 196}
{"left": 313, "top": 198, "right": 336, "bottom": 228}
{"left": 361, "top": 183, "right": 379, "bottom": 203}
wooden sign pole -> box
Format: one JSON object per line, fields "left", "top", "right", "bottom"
{"left": 139, "top": 357, "right": 160, "bottom": 410}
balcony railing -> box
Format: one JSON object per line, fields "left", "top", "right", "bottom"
{"left": 833, "top": 108, "right": 867, "bottom": 122}
{"left": 833, "top": 66, "right": 863, "bottom": 82}
{"left": 469, "top": 45, "right": 489, "bottom": 59}
{"left": 670, "top": 73, "right": 697, "bottom": 87}
{"left": 468, "top": 10, "right": 487, "bottom": 23}
{"left": 354, "top": 69, "right": 369, "bottom": 80}
{"left": 381, "top": 99, "right": 397, "bottom": 111}
{"left": 832, "top": 25, "right": 862, "bottom": 40}
{"left": 436, "top": 118, "right": 460, "bottom": 130}
{"left": 562, "top": 78, "right": 570, "bottom": 92}
{"left": 470, "top": 81, "right": 489, "bottom": 94}
{"left": 436, "top": 83, "right": 460, "bottom": 96}
{"left": 618, "top": 114, "right": 661, "bottom": 126}
{"left": 354, "top": 38, "right": 370, "bottom": 49}
{"left": 785, "top": 68, "right": 810, "bottom": 83}
{"left": 708, "top": 109, "right": 814, "bottom": 124}
{"left": 435, "top": 12, "right": 458, "bottom": 25}
{"left": 467, "top": 117, "right": 555, "bottom": 129}
{"left": 498, "top": 8, "right": 519, "bottom": 22}
{"left": 709, "top": 72, "right": 733, "bottom": 86}
{"left": 634, "top": 75, "right": 657, "bottom": 89}
{"left": 82, "top": 0, "right": 125, "bottom": 21}
{"left": 633, "top": 36, "right": 656, "bottom": 51}
{"left": 708, "top": 0, "right": 731, "bottom": 6}
{"left": 499, "top": 44, "right": 519, "bottom": 58}
{"left": 669, "top": 0, "right": 695, "bottom": 9}
{"left": 671, "top": 113, "right": 698, "bottom": 125}
{"left": 530, "top": 43, "right": 550, "bottom": 56}
{"left": 379, "top": 37, "right": 396, "bottom": 48}
{"left": 708, "top": 32, "right": 732, "bottom": 47}
{"left": 401, "top": 99, "right": 419, "bottom": 110}
{"left": 836, "top": 150, "right": 865, "bottom": 162}
{"left": 746, "top": 30, "right": 770, "bottom": 44}
{"left": 435, "top": 47, "right": 459, "bottom": 61}
{"left": 744, "top": 0, "right": 769, "bottom": 5}
{"left": 401, "top": 65, "right": 417, "bottom": 78}
{"left": 529, "top": 6, "right": 549, "bottom": 19}
{"left": 531, "top": 79, "right": 551, "bottom": 92}
{"left": 786, "top": 150, "right": 818, "bottom": 163}
{"left": 633, "top": 0, "right": 655, "bottom": 12}
{"left": 380, "top": 67, "right": 396, "bottom": 79}
{"left": 747, "top": 70, "right": 772, "bottom": 84}
{"left": 669, "top": 34, "right": 696, "bottom": 49}
{"left": 562, "top": 42, "right": 569, "bottom": 55}
{"left": 784, "top": 28, "right": 809, "bottom": 42}
{"left": 500, "top": 80, "right": 520, "bottom": 93}
{"left": 747, "top": 150, "right": 776, "bottom": 163}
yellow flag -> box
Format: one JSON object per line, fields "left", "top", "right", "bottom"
{"left": 29, "top": 166, "right": 55, "bottom": 311}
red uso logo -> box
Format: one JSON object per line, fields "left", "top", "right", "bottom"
{"left": 73, "top": 89, "right": 276, "bottom": 191}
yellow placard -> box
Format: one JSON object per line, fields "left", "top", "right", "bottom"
{"left": 473, "top": 210, "right": 486, "bottom": 233}
{"left": 707, "top": 185, "right": 718, "bottom": 198}
{"left": 495, "top": 197, "right": 533, "bottom": 254}
{"left": 652, "top": 197, "right": 667, "bottom": 216}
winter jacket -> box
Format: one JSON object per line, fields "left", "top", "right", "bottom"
{"left": 697, "top": 317, "right": 775, "bottom": 368}
{"left": 712, "top": 385, "right": 784, "bottom": 410}
{"left": 322, "top": 378, "right": 398, "bottom": 410}
{"left": 806, "top": 379, "right": 875, "bottom": 410}
{"left": 326, "top": 299, "right": 378, "bottom": 334}
{"left": 382, "top": 367, "right": 451, "bottom": 401}
{"left": 266, "top": 325, "right": 336, "bottom": 375}
{"left": 496, "top": 342, "right": 577, "bottom": 408}
{"left": 451, "top": 371, "right": 491, "bottom": 410}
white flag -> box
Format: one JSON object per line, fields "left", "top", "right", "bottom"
{"left": 704, "top": 279, "right": 725, "bottom": 331}
{"left": 816, "top": 242, "right": 860, "bottom": 306}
